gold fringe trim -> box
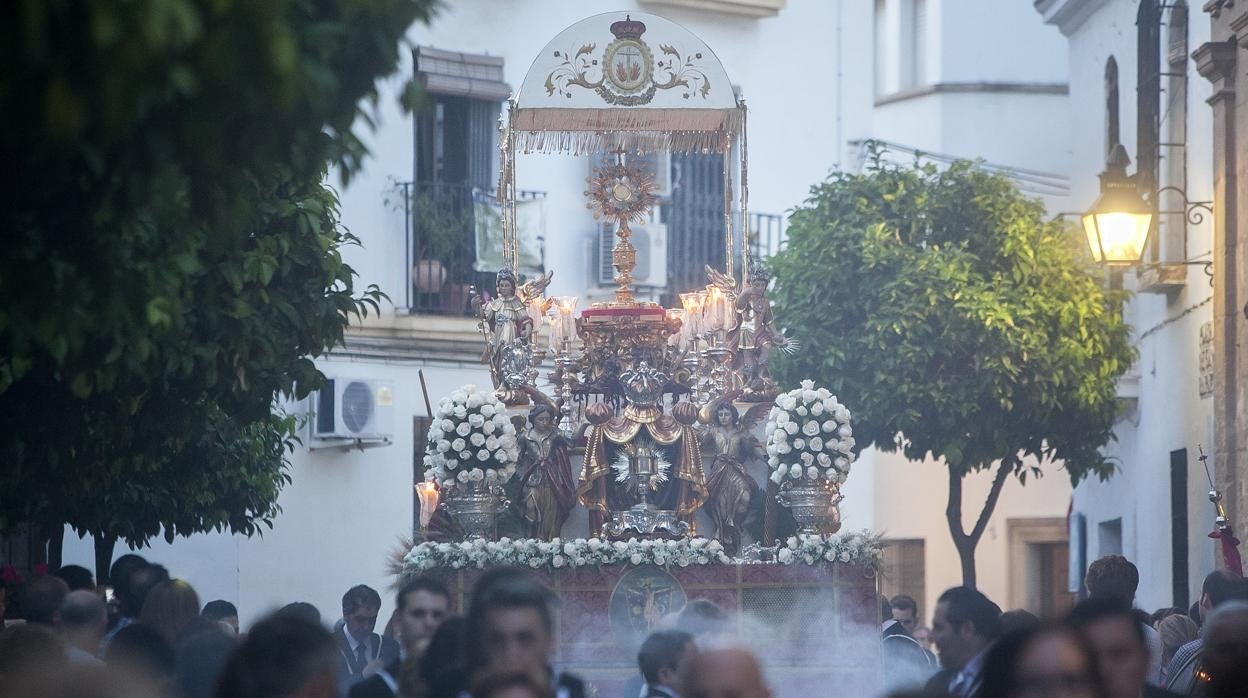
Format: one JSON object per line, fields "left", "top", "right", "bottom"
{"left": 513, "top": 107, "right": 740, "bottom": 154}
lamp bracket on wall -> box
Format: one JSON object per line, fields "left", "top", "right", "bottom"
{"left": 1152, "top": 185, "right": 1213, "bottom": 227}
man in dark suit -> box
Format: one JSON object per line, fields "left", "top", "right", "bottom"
{"left": 336, "top": 584, "right": 400, "bottom": 693}
{"left": 1069, "top": 598, "right": 1184, "bottom": 698}
{"left": 638, "top": 630, "right": 695, "bottom": 698}
{"left": 925, "top": 586, "right": 1002, "bottom": 698}
{"left": 350, "top": 577, "right": 451, "bottom": 698}
{"left": 429, "top": 568, "right": 587, "bottom": 698}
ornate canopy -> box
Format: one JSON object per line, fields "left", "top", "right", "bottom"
{"left": 498, "top": 11, "right": 749, "bottom": 276}
{"left": 511, "top": 12, "right": 741, "bottom": 154}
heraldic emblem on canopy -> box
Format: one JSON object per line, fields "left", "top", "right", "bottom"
{"left": 545, "top": 15, "right": 713, "bottom": 106}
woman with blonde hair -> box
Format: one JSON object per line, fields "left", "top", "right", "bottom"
{"left": 139, "top": 579, "right": 201, "bottom": 644}
{"left": 1155, "top": 613, "right": 1198, "bottom": 683}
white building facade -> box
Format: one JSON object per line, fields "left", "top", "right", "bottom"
{"left": 63, "top": 0, "right": 877, "bottom": 626}
{"left": 63, "top": 0, "right": 1092, "bottom": 629}
{"left": 1036, "top": 0, "right": 1217, "bottom": 611}
{"left": 859, "top": 0, "right": 1076, "bottom": 624}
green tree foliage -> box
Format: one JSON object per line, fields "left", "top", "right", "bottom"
{"left": 0, "top": 0, "right": 438, "bottom": 565}
{"left": 770, "top": 150, "right": 1135, "bottom": 587}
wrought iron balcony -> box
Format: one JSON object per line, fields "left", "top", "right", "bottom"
{"left": 397, "top": 181, "right": 546, "bottom": 315}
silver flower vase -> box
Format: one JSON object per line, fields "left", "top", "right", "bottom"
{"left": 777, "top": 480, "right": 844, "bottom": 536}
{"left": 443, "top": 481, "right": 509, "bottom": 540}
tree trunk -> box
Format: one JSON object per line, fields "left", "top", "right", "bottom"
{"left": 94, "top": 534, "right": 117, "bottom": 585}
{"left": 946, "top": 462, "right": 1013, "bottom": 589}
{"left": 44, "top": 523, "right": 64, "bottom": 569}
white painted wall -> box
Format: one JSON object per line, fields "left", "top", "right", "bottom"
{"left": 64, "top": 358, "right": 489, "bottom": 627}
{"left": 1038, "top": 0, "right": 1216, "bottom": 610}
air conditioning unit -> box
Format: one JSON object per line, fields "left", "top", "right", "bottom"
{"left": 594, "top": 217, "right": 668, "bottom": 289}
{"left": 589, "top": 150, "right": 672, "bottom": 199}
{"left": 310, "top": 378, "right": 394, "bottom": 449}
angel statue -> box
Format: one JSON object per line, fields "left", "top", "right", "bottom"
{"left": 471, "top": 268, "right": 553, "bottom": 404}
{"left": 516, "top": 392, "right": 577, "bottom": 541}
{"left": 708, "top": 263, "right": 798, "bottom": 402}
{"left": 695, "top": 397, "right": 765, "bottom": 555}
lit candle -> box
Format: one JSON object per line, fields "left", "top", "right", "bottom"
{"left": 415, "top": 481, "right": 440, "bottom": 531}
{"left": 704, "top": 287, "right": 723, "bottom": 332}
{"left": 667, "top": 309, "right": 686, "bottom": 347}
{"left": 548, "top": 314, "right": 561, "bottom": 351}
{"left": 680, "top": 292, "right": 706, "bottom": 347}
{"left": 526, "top": 299, "right": 545, "bottom": 328}
{"left": 554, "top": 296, "right": 578, "bottom": 345}
{"left": 721, "top": 291, "right": 736, "bottom": 330}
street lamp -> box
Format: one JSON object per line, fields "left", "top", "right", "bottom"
{"left": 1081, "top": 144, "right": 1154, "bottom": 265}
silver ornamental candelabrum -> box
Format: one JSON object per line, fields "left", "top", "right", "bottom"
{"left": 554, "top": 340, "right": 579, "bottom": 436}
{"left": 702, "top": 330, "right": 733, "bottom": 402}
{"left": 776, "top": 479, "right": 844, "bottom": 536}
{"left": 549, "top": 296, "right": 580, "bottom": 436}
{"left": 443, "top": 481, "right": 511, "bottom": 540}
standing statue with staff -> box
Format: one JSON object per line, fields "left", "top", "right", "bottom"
{"left": 471, "top": 267, "right": 552, "bottom": 405}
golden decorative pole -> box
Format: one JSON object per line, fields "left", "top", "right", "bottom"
{"left": 585, "top": 148, "right": 656, "bottom": 307}
{"left": 740, "top": 100, "right": 751, "bottom": 275}
{"left": 722, "top": 133, "right": 734, "bottom": 280}
{"left": 612, "top": 220, "right": 637, "bottom": 305}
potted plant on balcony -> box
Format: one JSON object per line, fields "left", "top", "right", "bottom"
{"left": 410, "top": 191, "right": 472, "bottom": 294}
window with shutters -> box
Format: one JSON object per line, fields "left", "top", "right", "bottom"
{"left": 1154, "top": 1, "right": 1189, "bottom": 264}
{"left": 662, "top": 152, "right": 726, "bottom": 306}
{"left": 900, "top": 0, "right": 927, "bottom": 90}
{"left": 405, "top": 47, "right": 514, "bottom": 315}
{"left": 879, "top": 539, "right": 926, "bottom": 624}
{"left": 873, "top": 0, "right": 887, "bottom": 96}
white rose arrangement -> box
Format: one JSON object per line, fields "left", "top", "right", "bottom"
{"left": 402, "top": 536, "right": 730, "bottom": 572}
{"left": 422, "top": 385, "right": 520, "bottom": 489}
{"left": 400, "top": 530, "right": 883, "bottom": 572}
{"left": 766, "top": 379, "right": 856, "bottom": 486}
{"left": 774, "top": 530, "right": 883, "bottom": 568}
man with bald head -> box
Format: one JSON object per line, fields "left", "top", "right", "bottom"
{"left": 59, "top": 589, "right": 107, "bottom": 666}
{"left": 686, "top": 646, "right": 772, "bottom": 698}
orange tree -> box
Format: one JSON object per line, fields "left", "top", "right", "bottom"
{"left": 0, "top": 0, "right": 437, "bottom": 576}
{"left": 769, "top": 149, "right": 1134, "bottom": 588}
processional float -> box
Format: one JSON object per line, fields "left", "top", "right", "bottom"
{"left": 425, "top": 11, "right": 838, "bottom": 553}
{"left": 408, "top": 15, "right": 877, "bottom": 695}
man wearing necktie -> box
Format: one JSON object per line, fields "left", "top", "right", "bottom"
{"left": 336, "top": 584, "right": 400, "bottom": 691}
{"left": 924, "top": 586, "right": 1002, "bottom": 698}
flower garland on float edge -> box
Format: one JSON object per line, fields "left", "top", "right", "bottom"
{"left": 399, "top": 530, "right": 883, "bottom": 574}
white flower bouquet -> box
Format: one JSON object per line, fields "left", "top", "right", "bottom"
{"left": 765, "top": 379, "right": 856, "bottom": 486}
{"left": 422, "top": 384, "right": 520, "bottom": 489}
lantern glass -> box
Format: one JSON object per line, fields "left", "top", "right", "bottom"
{"left": 1082, "top": 210, "right": 1152, "bottom": 264}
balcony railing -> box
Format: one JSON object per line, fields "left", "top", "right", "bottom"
{"left": 750, "top": 212, "right": 787, "bottom": 262}
{"left": 399, "top": 181, "right": 545, "bottom": 315}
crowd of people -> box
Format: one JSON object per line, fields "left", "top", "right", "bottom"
{"left": 881, "top": 555, "right": 1248, "bottom": 697}
{"left": 0, "top": 552, "right": 1244, "bottom": 697}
